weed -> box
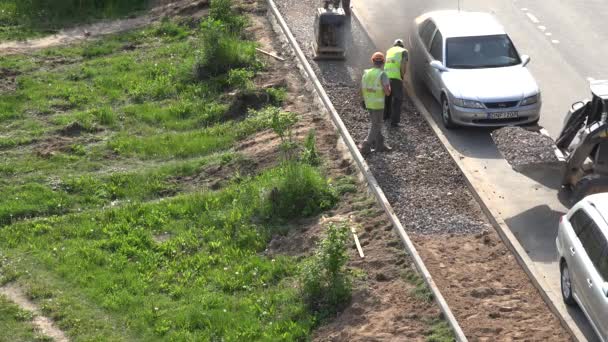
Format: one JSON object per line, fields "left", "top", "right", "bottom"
{"left": 70, "top": 144, "right": 87, "bottom": 156}
{"left": 426, "top": 319, "right": 455, "bottom": 342}
{"left": 301, "top": 222, "right": 352, "bottom": 322}
{"left": 266, "top": 107, "right": 298, "bottom": 160}
{"left": 301, "top": 129, "right": 322, "bottom": 166}
{"left": 260, "top": 162, "right": 337, "bottom": 220}
{"left": 154, "top": 19, "right": 189, "bottom": 40}
{"left": 266, "top": 87, "right": 287, "bottom": 106}
{"left": 196, "top": 19, "right": 257, "bottom": 78}
{"left": 227, "top": 68, "right": 254, "bottom": 91}
{"left": 209, "top": 0, "right": 247, "bottom": 35}
{"left": 334, "top": 176, "right": 358, "bottom": 195}
{"left": 402, "top": 269, "right": 434, "bottom": 302}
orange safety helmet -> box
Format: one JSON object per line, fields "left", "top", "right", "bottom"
{"left": 371, "top": 52, "right": 385, "bottom": 63}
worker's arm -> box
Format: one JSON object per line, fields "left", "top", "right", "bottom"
{"left": 400, "top": 50, "right": 409, "bottom": 79}
{"left": 381, "top": 72, "right": 391, "bottom": 96}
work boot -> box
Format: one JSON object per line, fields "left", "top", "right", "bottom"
{"left": 359, "top": 143, "right": 371, "bottom": 156}
{"left": 376, "top": 144, "right": 393, "bottom": 152}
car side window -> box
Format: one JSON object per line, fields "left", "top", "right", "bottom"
{"left": 419, "top": 20, "right": 437, "bottom": 49}
{"left": 578, "top": 219, "right": 608, "bottom": 279}
{"left": 570, "top": 209, "right": 593, "bottom": 236}
{"left": 429, "top": 31, "right": 443, "bottom": 62}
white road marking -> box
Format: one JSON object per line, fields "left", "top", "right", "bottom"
{"left": 521, "top": 7, "right": 528, "bottom": 11}
{"left": 552, "top": 39, "right": 560, "bottom": 44}
{"left": 545, "top": 32, "right": 552, "bottom": 36}
{"left": 587, "top": 77, "right": 596, "bottom": 82}
{"left": 526, "top": 12, "right": 540, "bottom": 24}
{"left": 538, "top": 25, "right": 546, "bottom": 31}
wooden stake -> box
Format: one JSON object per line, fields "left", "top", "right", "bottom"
{"left": 351, "top": 226, "right": 365, "bottom": 259}
{"left": 255, "top": 48, "right": 285, "bottom": 61}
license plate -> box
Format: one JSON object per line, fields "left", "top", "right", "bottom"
{"left": 488, "top": 111, "right": 518, "bottom": 119}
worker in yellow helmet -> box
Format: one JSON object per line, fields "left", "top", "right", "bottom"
{"left": 383, "top": 39, "right": 408, "bottom": 127}
{"left": 359, "top": 52, "right": 392, "bottom": 156}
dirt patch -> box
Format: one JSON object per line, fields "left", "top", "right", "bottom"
{"left": 492, "top": 126, "right": 560, "bottom": 171}
{"left": 224, "top": 90, "right": 273, "bottom": 121}
{"left": 414, "top": 232, "right": 570, "bottom": 340}
{"left": 0, "top": 283, "right": 68, "bottom": 342}
{"left": 58, "top": 122, "right": 102, "bottom": 137}
{"left": 0, "top": 67, "right": 20, "bottom": 93}
{"left": 153, "top": 232, "right": 173, "bottom": 244}
{"left": 34, "top": 137, "right": 74, "bottom": 158}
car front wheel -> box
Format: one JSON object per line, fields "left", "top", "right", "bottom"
{"left": 560, "top": 261, "right": 577, "bottom": 306}
{"left": 441, "top": 96, "right": 456, "bottom": 129}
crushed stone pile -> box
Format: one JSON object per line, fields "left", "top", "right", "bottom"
{"left": 491, "top": 126, "right": 560, "bottom": 171}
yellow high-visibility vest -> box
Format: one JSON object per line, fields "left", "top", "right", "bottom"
{"left": 361, "top": 67, "right": 385, "bottom": 110}
{"left": 385, "top": 46, "right": 406, "bottom": 80}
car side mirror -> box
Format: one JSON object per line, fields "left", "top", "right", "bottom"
{"left": 603, "top": 283, "right": 608, "bottom": 297}
{"left": 430, "top": 60, "right": 448, "bottom": 72}
{"left": 521, "top": 55, "right": 531, "bottom": 67}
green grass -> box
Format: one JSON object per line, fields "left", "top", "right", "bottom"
{"left": 426, "top": 319, "right": 455, "bottom": 342}
{"left": 402, "top": 269, "right": 434, "bottom": 303}
{"left": 0, "top": 4, "right": 345, "bottom": 338}
{"left": 0, "top": 163, "right": 336, "bottom": 340}
{"left": 0, "top": 0, "right": 149, "bottom": 42}
{"left": 0, "top": 295, "right": 49, "bottom": 342}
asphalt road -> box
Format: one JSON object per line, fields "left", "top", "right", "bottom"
{"left": 351, "top": 0, "right": 605, "bottom": 340}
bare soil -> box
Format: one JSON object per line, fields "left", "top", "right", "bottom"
{"left": 0, "top": 283, "right": 68, "bottom": 342}
{"left": 273, "top": 0, "right": 573, "bottom": 340}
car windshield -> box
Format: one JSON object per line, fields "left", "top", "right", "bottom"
{"left": 446, "top": 34, "right": 521, "bottom": 69}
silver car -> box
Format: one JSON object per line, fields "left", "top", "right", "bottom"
{"left": 410, "top": 11, "right": 541, "bottom": 128}
{"left": 556, "top": 193, "right": 608, "bottom": 342}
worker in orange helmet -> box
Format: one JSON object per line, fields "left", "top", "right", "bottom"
{"left": 359, "top": 52, "right": 392, "bottom": 156}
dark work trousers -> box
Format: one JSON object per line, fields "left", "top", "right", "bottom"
{"left": 361, "top": 109, "right": 385, "bottom": 153}
{"left": 384, "top": 78, "right": 404, "bottom": 124}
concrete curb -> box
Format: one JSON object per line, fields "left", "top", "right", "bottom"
{"left": 404, "top": 82, "right": 586, "bottom": 342}
{"left": 265, "top": 1, "right": 468, "bottom": 341}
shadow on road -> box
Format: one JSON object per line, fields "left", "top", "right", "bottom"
{"left": 515, "top": 164, "right": 564, "bottom": 190}
{"left": 504, "top": 204, "right": 566, "bottom": 263}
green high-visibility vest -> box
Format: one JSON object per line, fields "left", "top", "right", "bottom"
{"left": 385, "top": 46, "right": 406, "bottom": 80}
{"left": 362, "top": 68, "right": 385, "bottom": 110}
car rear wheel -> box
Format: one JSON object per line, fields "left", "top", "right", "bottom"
{"left": 560, "top": 261, "right": 577, "bottom": 306}
{"left": 441, "top": 96, "right": 456, "bottom": 129}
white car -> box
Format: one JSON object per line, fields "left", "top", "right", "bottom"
{"left": 410, "top": 11, "right": 541, "bottom": 128}
{"left": 556, "top": 193, "right": 608, "bottom": 341}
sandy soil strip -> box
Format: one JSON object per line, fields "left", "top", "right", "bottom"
{"left": 0, "top": 283, "right": 69, "bottom": 342}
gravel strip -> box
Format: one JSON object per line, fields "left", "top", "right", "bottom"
{"left": 492, "top": 126, "right": 560, "bottom": 171}
{"left": 275, "top": 0, "right": 487, "bottom": 235}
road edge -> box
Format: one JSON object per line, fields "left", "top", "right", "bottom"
{"left": 265, "top": 1, "right": 468, "bottom": 341}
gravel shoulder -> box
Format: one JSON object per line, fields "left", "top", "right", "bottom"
{"left": 274, "top": 0, "right": 572, "bottom": 339}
